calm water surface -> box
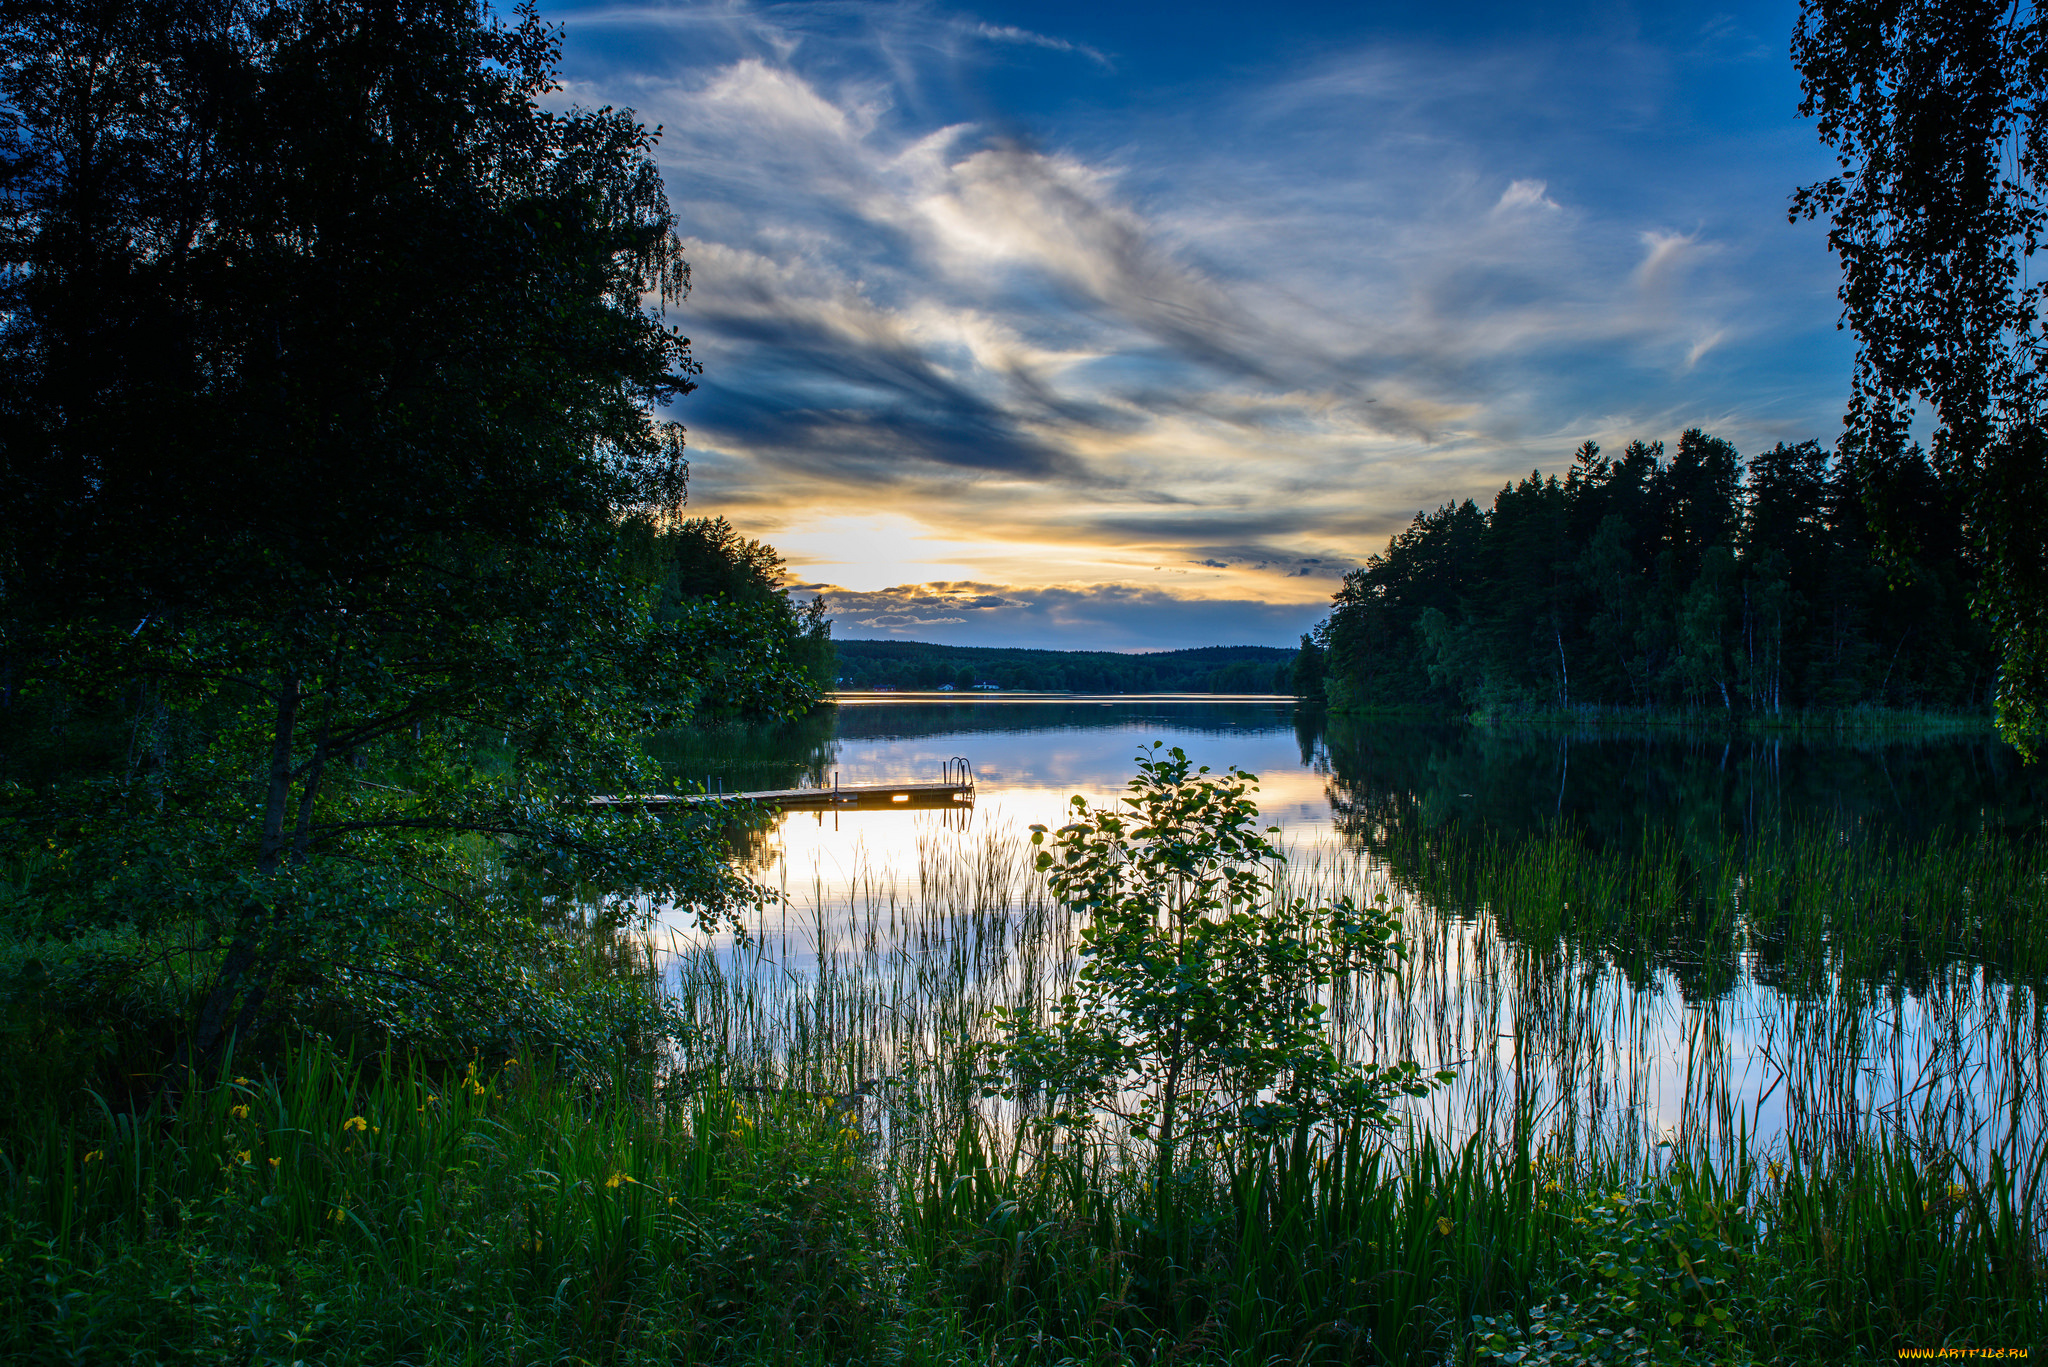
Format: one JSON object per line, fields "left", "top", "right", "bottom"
{"left": 651, "top": 697, "right": 2048, "bottom": 1159}
{"left": 654, "top": 695, "right": 2041, "bottom": 894}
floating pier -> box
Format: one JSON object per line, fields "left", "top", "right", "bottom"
{"left": 590, "top": 757, "right": 974, "bottom": 811}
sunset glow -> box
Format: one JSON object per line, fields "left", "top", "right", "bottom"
{"left": 544, "top": 0, "right": 1845, "bottom": 649}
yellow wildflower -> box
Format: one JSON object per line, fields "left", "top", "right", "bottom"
{"left": 1947, "top": 1182, "right": 1967, "bottom": 1200}
{"left": 235, "top": 1150, "right": 251, "bottom": 1164}
{"left": 267, "top": 1157, "right": 280, "bottom": 1169}
{"left": 1768, "top": 1161, "right": 1783, "bottom": 1181}
{"left": 230, "top": 1105, "right": 250, "bottom": 1120}
{"left": 82, "top": 1150, "right": 104, "bottom": 1164}
{"left": 330, "top": 1208, "right": 347, "bottom": 1223}
{"left": 1436, "top": 1216, "right": 1454, "bottom": 1237}
{"left": 605, "top": 1171, "right": 631, "bottom": 1189}
{"left": 233, "top": 1077, "right": 251, "bottom": 1086}
{"left": 343, "top": 1116, "right": 368, "bottom": 1133}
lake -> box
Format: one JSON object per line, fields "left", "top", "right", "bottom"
{"left": 648, "top": 696, "right": 2048, "bottom": 1166}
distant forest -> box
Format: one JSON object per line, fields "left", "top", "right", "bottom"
{"left": 834, "top": 640, "right": 1296, "bottom": 693}
{"left": 1297, "top": 430, "right": 1994, "bottom": 717}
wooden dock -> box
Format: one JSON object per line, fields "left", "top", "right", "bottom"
{"left": 590, "top": 758, "right": 975, "bottom": 811}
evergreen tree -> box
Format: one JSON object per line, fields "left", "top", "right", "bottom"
{"left": 1308, "top": 431, "right": 1990, "bottom": 720}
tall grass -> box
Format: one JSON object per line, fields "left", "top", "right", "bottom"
{"left": 680, "top": 813, "right": 2048, "bottom": 1361}
{"left": 0, "top": 1036, "right": 972, "bottom": 1364}
{"left": 902, "top": 1115, "right": 2046, "bottom": 1363}
{"left": 7, "top": 810, "right": 2048, "bottom": 1362}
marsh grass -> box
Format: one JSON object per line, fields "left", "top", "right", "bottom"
{"left": 675, "top": 812, "right": 2048, "bottom": 1361}
{"left": 8, "top": 810, "right": 2048, "bottom": 1362}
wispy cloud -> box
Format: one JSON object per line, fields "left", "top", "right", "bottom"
{"left": 547, "top": 0, "right": 1854, "bottom": 645}
{"left": 972, "top": 21, "right": 1111, "bottom": 69}
{"left": 814, "top": 581, "right": 1329, "bottom": 650}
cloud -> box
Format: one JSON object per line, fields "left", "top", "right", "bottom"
{"left": 856, "top": 612, "right": 967, "bottom": 627}
{"left": 546, "top": 0, "right": 1857, "bottom": 646}
{"left": 972, "top": 22, "right": 1111, "bottom": 69}
{"left": 818, "top": 580, "right": 1330, "bottom": 650}
{"left": 1685, "top": 328, "right": 1728, "bottom": 371}
{"left": 1494, "top": 178, "right": 1560, "bottom": 214}
{"left": 1635, "top": 229, "right": 1717, "bottom": 293}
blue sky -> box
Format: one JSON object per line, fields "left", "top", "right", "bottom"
{"left": 539, "top": 0, "right": 1852, "bottom": 650}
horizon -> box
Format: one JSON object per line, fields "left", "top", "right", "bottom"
{"left": 833, "top": 636, "right": 1297, "bottom": 657}
{"left": 543, "top": 0, "right": 1846, "bottom": 651}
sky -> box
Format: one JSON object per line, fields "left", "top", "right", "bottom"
{"left": 538, "top": 0, "right": 1855, "bottom": 651}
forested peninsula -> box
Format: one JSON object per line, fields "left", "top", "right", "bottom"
{"left": 1296, "top": 430, "right": 1993, "bottom": 721}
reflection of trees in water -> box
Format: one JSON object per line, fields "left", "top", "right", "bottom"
{"left": 1311, "top": 714, "right": 2045, "bottom": 857}
{"left": 643, "top": 710, "right": 840, "bottom": 794}
{"left": 834, "top": 699, "right": 1299, "bottom": 744}
{"left": 1309, "top": 714, "right": 2048, "bottom": 1001}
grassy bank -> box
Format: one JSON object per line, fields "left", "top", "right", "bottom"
{"left": 1, "top": 1043, "right": 935, "bottom": 1365}
{"left": 5, "top": 1048, "right": 2039, "bottom": 1364}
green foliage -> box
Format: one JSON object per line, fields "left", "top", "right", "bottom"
{"left": 907, "top": 1117, "right": 2048, "bottom": 1366}
{"left": 0, "top": 0, "right": 829, "bottom": 1077}
{"left": 0, "top": 1044, "right": 957, "bottom": 1365}
{"left": 1791, "top": 0, "right": 2048, "bottom": 754}
{"left": 1291, "top": 631, "right": 1328, "bottom": 702}
{"left": 981, "top": 746, "right": 1445, "bottom": 1174}
{"left": 1311, "top": 431, "right": 1990, "bottom": 721}
{"left": 655, "top": 516, "right": 799, "bottom": 605}
{"left": 623, "top": 514, "right": 837, "bottom": 708}
{"left": 5, "top": 776, "right": 2043, "bottom": 1365}
{"left": 1470, "top": 1175, "right": 1754, "bottom": 1366}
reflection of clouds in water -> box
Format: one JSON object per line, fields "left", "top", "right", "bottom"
{"left": 647, "top": 704, "right": 2040, "bottom": 1166}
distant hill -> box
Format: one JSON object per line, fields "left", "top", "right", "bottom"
{"left": 833, "top": 639, "right": 1298, "bottom": 694}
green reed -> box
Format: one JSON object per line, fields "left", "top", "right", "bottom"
{"left": 900, "top": 1110, "right": 2047, "bottom": 1363}
{"left": 8, "top": 808, "right": 2048, "bottom": 1363}
{"left": 655, "top": 813, "right": 2048, "bottom": 1362}
{"left": 0, "top": 1032, "right": 975, "bottom": 1364}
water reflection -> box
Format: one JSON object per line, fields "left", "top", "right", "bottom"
{"left": 651, "top": 699, "right": 2046, "bottom": 1164}
{"left": 1317, "top": 712, "right": 2046, "bottom": 854}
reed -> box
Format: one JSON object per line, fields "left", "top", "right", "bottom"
{"left": 7, "top": 802, "right": 2047, "bottom": 1362}
{"left": 0, "top": 1035, "right": 974, "bottom": 1364}
{"left": 901, "top": 1112, "right": 2047, "bottom": 1363}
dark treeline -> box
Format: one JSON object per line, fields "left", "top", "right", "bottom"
{"left": 1295, "top": 430, "right": 1994, "bottom": 718}
{"left": 836, "top": 640, "right": 1295, "bottom": 693}
{"left": 629, "top": 515, "right": 836, "bottom": 710}
{"left": 0, "top": 0, "right": 841, "bottom": 1100}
